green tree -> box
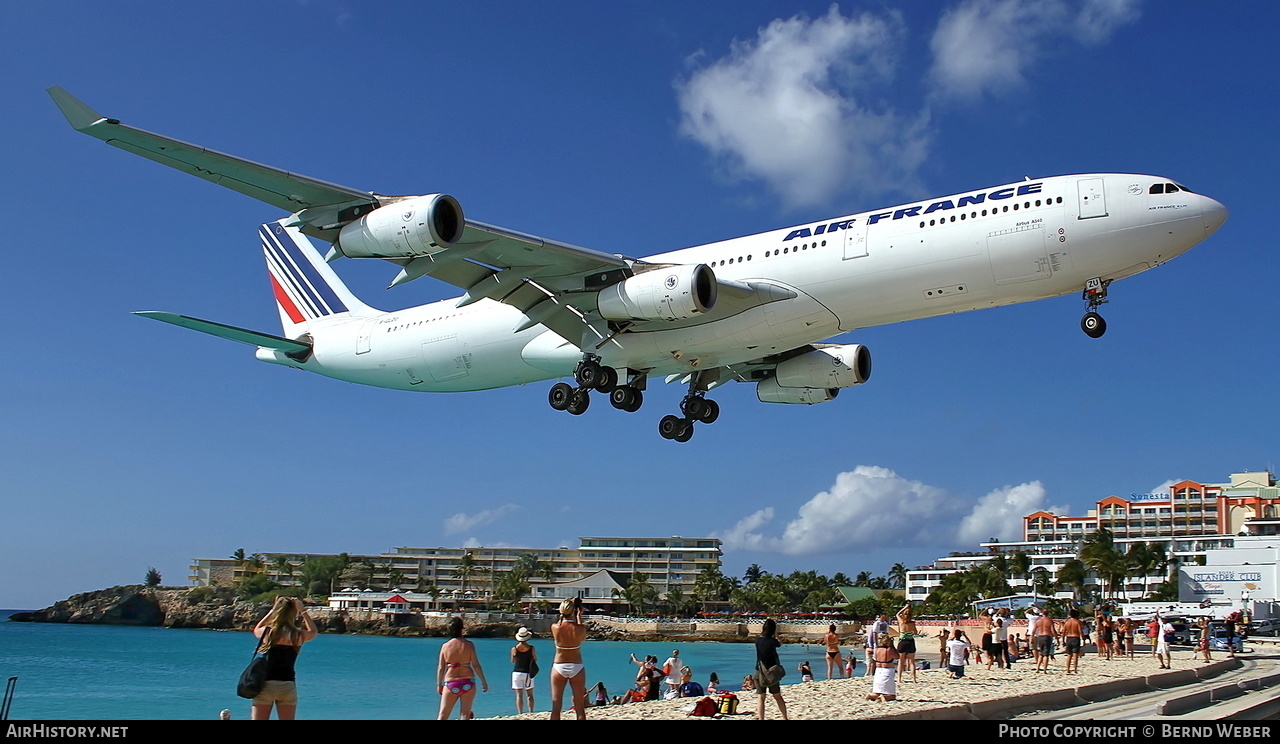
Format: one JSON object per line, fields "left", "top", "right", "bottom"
{"left": 743, "top": 564, "right": 765, "bottom": 584}
{"left": 693, "top": 565, "right": 734, "bottom": 611}
{"left": 1056, "top": 558, "right": 1090, "bottom": 602}
{"left": 144, "top": 567, "right": 162, "bottom": 587}
{"left": 846, "top": 595, "right": 883, "bottom": 619}
{"left": 889, "top": 563, "right": 908, "bottom": 590}
{"left": 620, "top": 571, "right": 659, "bottom": 614}
{"left": 1082, "top": 528, "right": 1130, "bottom": 599}
{"left": 453, "top": 553, "right": 479, "bottom": 594}
{"left": 237, "top": 572, "right": 279, "bottom": 600}
{"left": 300, "top": 554, "right": 347, "bottom": 596}
{"left": 1010, "top": 552, "right": 1032, "bottom": 592}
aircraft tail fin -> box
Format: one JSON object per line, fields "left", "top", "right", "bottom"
{"left": 260, "top": 221, "right": 375, "bottom": 336}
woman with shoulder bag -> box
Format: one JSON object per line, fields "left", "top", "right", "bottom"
{"left": 752, "top": 617, "right": 788, "bottom": 720}
{"left": 250, "top": 596, "right": 318, "bottom": 720}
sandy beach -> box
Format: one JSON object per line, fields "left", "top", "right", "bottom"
{"left": 490, "top": 647, "right": 1239, "bottom": 720}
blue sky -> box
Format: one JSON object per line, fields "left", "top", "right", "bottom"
{"left": 2, "top": 1, "right": 1276, "bottom": 609}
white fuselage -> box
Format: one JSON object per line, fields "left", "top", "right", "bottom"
{"left": 285, "top": 174, "right": 1226, "bottom": 392}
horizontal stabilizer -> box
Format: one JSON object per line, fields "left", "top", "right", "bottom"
{"left": 134, "top": 312, "right": 313, "bottom": 356}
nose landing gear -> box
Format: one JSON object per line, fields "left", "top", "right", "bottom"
{"left": 1081, "top": 277, "right": 1112, "bottom": 338}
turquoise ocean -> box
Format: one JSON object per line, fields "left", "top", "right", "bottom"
{"left": 0, "top": 611, "right": 836, "bottom": 720}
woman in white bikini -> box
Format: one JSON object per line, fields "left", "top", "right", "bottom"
{"left": 550, "top": 597, "right": 589, "bottom": 720}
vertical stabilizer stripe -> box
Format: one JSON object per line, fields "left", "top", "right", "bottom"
{"left": 261, "top": 229, "right": 323, "bottom": 319}
{"left": 269, "top": 273, "right": 306, "bottom": 324}
{"left": 263, "top": 224, "right": 349, "bottom": 315}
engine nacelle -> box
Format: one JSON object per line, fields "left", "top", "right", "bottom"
{"left": 774, "top": 344, "right": 871, "bottom": 389}
{"left": 756, "top": 377, "right": 838, "bottom": 405}
{"left": 596, "top": 264, "right": 717, "bottom": 322}
{"left": 336, "top": 194, "right": 465, "bottom": 259}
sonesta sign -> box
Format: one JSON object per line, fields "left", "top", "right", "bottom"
{"left": 783, "top": 182, "right": 1046, "bottom": 241}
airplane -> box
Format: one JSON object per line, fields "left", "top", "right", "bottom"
{"left": 49, "top": 87, "right": 1227, "bottom": 442}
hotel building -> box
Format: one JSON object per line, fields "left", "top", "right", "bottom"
{"left": 906, "top": 471, "right": 1280, "bottom": 603}
{"left": 190, "top": 535, "right": 722, "bottom": 604}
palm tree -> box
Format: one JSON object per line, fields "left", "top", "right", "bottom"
{"left": 621, "top": 571, "right": 659, "bottom": 614}
{"left": 854, "top": 571, "right": 873, "bottom": 587}
{"left": 743, "top": 564, "right": 765, "bottom": 584}
{"left": 1056, "top": 558, "right": 1089, "bottom": 603}
{"left": 1010, "top": 552, "right": 1032, "bottom": 592}
{"left": 453, "top": 552, "right": 478, "bottom": 594}
{"left": 1081, "top": 528, "right": 1129, "bottom": 599}
{"left": 1030, "top": 567, "right": 1056, "bottom": 599}
{"left": 694, "top": 565, "right": 733, "bottom": 612}
{"left": 889, "top": 563, "right": 908, "bottom": 590}
{"left": 272, "top": 555, "right": 296, "bottom": 588}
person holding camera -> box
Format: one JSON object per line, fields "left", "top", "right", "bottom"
{"left": 550, "top": 597, "right": 589, "bottom": 720}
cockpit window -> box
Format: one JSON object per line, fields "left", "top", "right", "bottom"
{"left": 1174, "top": 182, "right": 1194, "bottom": 193}
{"left": 1165, "top": 183, "right": 1180, "bottom": 193}
{"left": 1149, "top": 183, "right": 1165, "bottom": 194}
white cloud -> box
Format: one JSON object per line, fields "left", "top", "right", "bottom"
{"left": 717, "top": 466, "right": 1062, "bottom": 556}
{"left": 675, "top": 5, "right": 929, "bottom": 208}
{"left": 929, "top": 0, "right": 1141, "bottom": 102}
{"left": 443, "top": 504, "right": 520, "bottom": 535}
{"left": 955, "top": 481, "right": 1069, "bottom": 546}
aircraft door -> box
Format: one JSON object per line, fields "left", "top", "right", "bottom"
{"left": 843, "top": 220, "right": 869, "bottom": 260}
{"left": 422, "top": 335, "right": 471, "bottom": 382}
{"left": 356, "top": 319, "right": 375, "bottom": 354}
{"left": 1077, "top": 178, "right": 1108, "bottom": 219}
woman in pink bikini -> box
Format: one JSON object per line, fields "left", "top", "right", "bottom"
{"left": 437, "top": 617, "right": 489, "bottom": 720}
{"left": 550, "top": 597, "right": 589, "bottom": 720}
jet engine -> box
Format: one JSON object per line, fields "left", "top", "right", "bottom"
{"left": 756, "top": 377, "right": 838, "bottom": 404}
{"left": 335, "top": 194, "right": 465, "bottom": 259}
{"left": 596, "top": 264, "right": 717, "bottom": 322}
{"left": 773, "top": 344, "right": 871, "bottom": 389}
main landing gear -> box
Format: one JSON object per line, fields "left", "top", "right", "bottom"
{"left": 548, "top": 355, "right": 643, "bottom": 416}
{"left": 546, "top": 356, "right": 719, "bottom": 442}
{"left": 1080, "top": 277, "right": 1112, "bottom": 339}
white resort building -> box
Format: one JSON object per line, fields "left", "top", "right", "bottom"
{"left": 906, "top": 471, "right": 1280, "bottom": 616}
{"left": 190, "top": 535, "right": 722, "bottom": 610}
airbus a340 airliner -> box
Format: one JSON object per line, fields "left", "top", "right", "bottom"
{"left": 51, "top": 87, "right": 1227, "bottom": 441}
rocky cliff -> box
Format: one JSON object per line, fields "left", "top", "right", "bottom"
{"left": 6, "top": 585, "right": 523, "bottom": 637}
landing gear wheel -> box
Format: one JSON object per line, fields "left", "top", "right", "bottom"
{"left": 566, "top": 388, "right": 591, "bottom": 415}
{"left": 610, "top": 386, "right": 643, "bottom": 412}
{"left": 658, "top": 414, "right": 683, "bottom": 440}
{"left": 681, "top": 396, "right": 708, "bottom": 420}
{"left": 673, "top": 420, "right": 694, "bottom": 442}
{"left": 1081, "top": 312, "right": 1107, "bottom": 338}
{"left": 574, "top": 360, "right": 601, "bottom": 388}
{"left": 594, "top": 365, "right": 618, "bottom": 393}
{"left": 548, "top": 382, "right": 573, "bottom": 411}
{"left": 698, "top": 399, "right": 720, "bottom": 424}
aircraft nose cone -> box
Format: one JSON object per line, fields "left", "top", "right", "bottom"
{"left": 1203, "top": 196, "right": 1228, "bottom": 236}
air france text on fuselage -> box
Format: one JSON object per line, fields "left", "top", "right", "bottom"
{"left": 783, "top": 182, "right": 1045, "bottom": 241}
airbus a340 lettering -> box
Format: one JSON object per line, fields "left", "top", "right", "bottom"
{"left": 51, "top": 87, "right": 1227, "bottom": 442}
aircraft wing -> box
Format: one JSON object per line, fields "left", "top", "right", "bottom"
{"left": 52, "top": 87, "right": 783, "bottom": 345}
{"left": 48, "top": 86, "right": 376, "bottom": 218}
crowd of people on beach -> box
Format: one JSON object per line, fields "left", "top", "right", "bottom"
{"left": 237, "top": 596, "right": 1246, "bottom": 720}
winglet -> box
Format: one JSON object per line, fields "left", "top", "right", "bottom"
{"left": 47, "top": 86, "right": 107, "bottom": 131}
